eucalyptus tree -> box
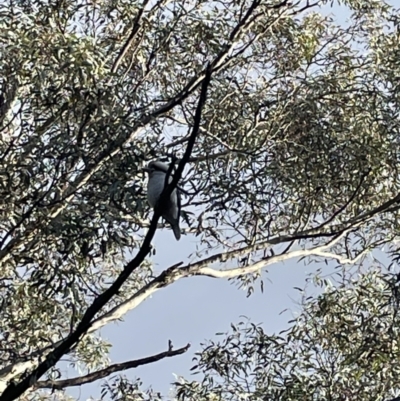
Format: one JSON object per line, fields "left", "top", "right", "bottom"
{"left": 0, "top": 0, "right": 399, "bottom": 399}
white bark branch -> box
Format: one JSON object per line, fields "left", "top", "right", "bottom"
{"left": 85, "top": 228, "right": 372, "bottom": 330}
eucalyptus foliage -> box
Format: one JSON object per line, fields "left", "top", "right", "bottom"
{"left": 0, "top": 0, "right": 399, "bottom": 399}
{"left": 176, "top": 268, "right": 400, "bottom": 401}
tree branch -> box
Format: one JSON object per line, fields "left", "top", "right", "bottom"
{"left": 1, "top": 191, "right": 398, "bottom": 393}
{"left": 110, "top": 1, "right": 148, "bottom": 74}
{"left": 35, "top": 343, "right": 190, "bottom": 390}
{"left": 82, "top": 227, "right": 373, "bottom": 333}
{"left": 0, "top": 3, "right": 270, "bottom": 385}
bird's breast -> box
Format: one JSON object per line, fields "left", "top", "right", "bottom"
{"left": 147, "top": 173, "right": 168, "bottom": 208}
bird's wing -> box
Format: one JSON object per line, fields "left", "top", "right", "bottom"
{"left": 176, "top": 187, "right": 181, "bottom": 222}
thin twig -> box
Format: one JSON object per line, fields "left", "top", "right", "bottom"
{"left": 111, "top": 2, "right": 149, "bottom": 74}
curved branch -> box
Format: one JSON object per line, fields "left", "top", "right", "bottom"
{"left": 35, "top": 343, "right": 190, "bottom": 390}
{"left": 0, "top": 2, "right": 269, "bottom": 385}
{"left": 86, "top": 228, "right": 370, "bottom": 333}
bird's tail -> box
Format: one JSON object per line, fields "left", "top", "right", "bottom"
{"left": 171, "top": 222, "right": 181, "bottom": 241}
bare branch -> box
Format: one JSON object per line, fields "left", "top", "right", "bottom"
{"left": 1, "top": 188, "right": 395, "bottom": 394}
{"left": 316, "top": 167, "right": 371, "bottom": 230}
{"left": 35, "top": 343, "right": 190, "bottom": 390}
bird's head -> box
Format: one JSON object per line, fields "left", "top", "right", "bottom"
{"left": 143, "top": 160, "right": 169, "bottom": 175}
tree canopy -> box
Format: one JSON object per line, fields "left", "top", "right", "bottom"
{"left": 0, "top": 0, "right": 399, "bottom": 399}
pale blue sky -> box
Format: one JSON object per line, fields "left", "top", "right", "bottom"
{"left": 65, "top": 2, "right": 396, "bottom": 400}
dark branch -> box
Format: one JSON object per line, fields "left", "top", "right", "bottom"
{"left": 0, "top": 59, "right": 213, "bottom": 401}
{"left": 35, "top": 343, "right": 190, "bottom": 390}
{"left": 110, "top": 1, "right": 148, "bottom": 74}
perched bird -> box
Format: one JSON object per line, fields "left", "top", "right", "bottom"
{"left": 143, "top": 160, "right": 181, "bottom": 240}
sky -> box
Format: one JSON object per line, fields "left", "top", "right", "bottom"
{"left": 65, "top": 1, "right": 396, "bottom": 400}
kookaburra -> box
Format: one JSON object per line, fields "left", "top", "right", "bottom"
{"left": 143, "top": 160, "right": 181, "bottom": 240}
